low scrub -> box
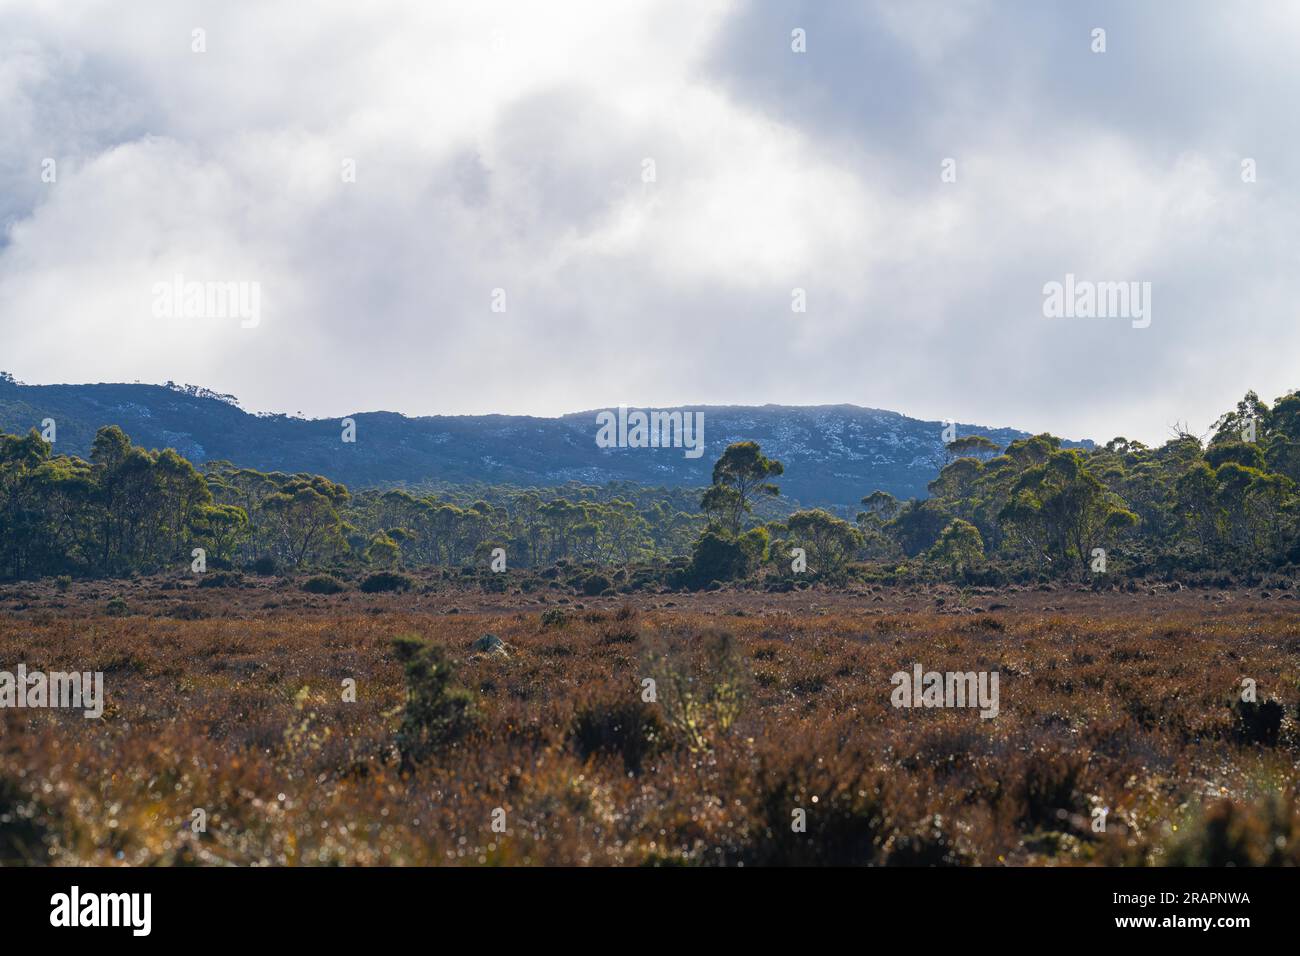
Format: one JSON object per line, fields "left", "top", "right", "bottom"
{"left": 360, "top": 571, "right": 413, "bottom": 594}
{"left": 302, "top": 574, "right": 346, "bottom": 595}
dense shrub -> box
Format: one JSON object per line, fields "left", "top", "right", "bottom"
{"left": 1010, "top": 748, "right": 1089, "bottom": 830}
{"left": 1164, "top": 797, "right": 1300, "bottom": 866}
{"left": 1232, "top": 697, "right": 1284, "bottom": 746}
{"left": 748, "top": 759, "right": 894, "bottom": 866}
{"left": 302, "top": 574, "right": 345, "bottom": 595}
{"left": 540, "top": 608, "right": 568, "bottom": 629}
{"left": 683, "top": 531, "right": 747, "bottom": 589}
{"left": 198, "top": 570, "right": 244, "bottom": 588}
{"left": 391, "top": 635, "right": 478, "bottom": 771}
{"left": 249, "top": 556, "right": 278, "bottom": 575}
{"left": 568, "top": 698, "right": 666, "bottom": 774}
{"left": 579, "top": 573, "right": 611, "bottom": 596}
{"left": 360, "top": 571, "right": 413, "bottom": 594}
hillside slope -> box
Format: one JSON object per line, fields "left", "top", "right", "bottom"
{"left": 0, "top": 377, "right": 1088, "bottom": 506}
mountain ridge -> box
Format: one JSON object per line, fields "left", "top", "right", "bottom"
{"left": 0, "top": 376, "right": 1092, "bottom": 507}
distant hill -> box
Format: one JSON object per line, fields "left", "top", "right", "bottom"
{"left": 0, "top": 376, "right": 1090, "bottom": 507}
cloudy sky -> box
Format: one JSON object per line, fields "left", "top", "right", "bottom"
{"left": 1, "top": 0, "right": 1296, "bottom": 445}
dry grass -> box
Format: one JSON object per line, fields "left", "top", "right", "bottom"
{"left": 1, "top": 583, "right": 1298, "bottom": 866}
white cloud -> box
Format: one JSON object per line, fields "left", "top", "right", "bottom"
{"left": 0, "top": 0, "right": 1297, "bottom": 445}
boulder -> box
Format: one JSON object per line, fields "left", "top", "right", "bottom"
{"left": 470, "top": 633, "right": 510, "bottom": 657}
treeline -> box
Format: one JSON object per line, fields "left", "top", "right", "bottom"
{"left": 0, "top": 424, "right": 718, "bottom": 579}
{"left": 897, "top": 389, "right": 1300, "bottom": 578}
{"left": 689, "top": 390, "right": 1300, "bottom": 585}
{"left": 1, "top": 426, "right": 220, "bottom": 579}
{"left": 4, "top": 389, "right": 1300, "bottom": 584}
{"left": 204, "top": 464, "right": 714, "bottom": 570}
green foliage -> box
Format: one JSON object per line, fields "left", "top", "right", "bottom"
{"left": 861, "top": 490, "right": 901, "bottom": 521}
{"left": 736, "top": 525, "right": 770, "bottom": 569}
{"left": 643, "top": 631, "right": 750, "bottom": 753}
{"left": 945, "top": 435, "right": 1001, "bottom": 461}
{"left": 1206, "top": 441, "right": 1264, "bottom": 471}
{"left": 927, "top": 519, "right": 984, "bottom": 574}
{"left": 705, "top": 441, "right": 784, "bottom": 534}
{"left": 785, "top": 508, "right": 862, "bottom": 579}
{"left": 261, "top": 475, "right": 351, "bottom": 567}
{"left": 875, "top": 390, "right": 1300, "bottom": 578}
{"left": 242, "top": 473, "right": 690, "bottom": 572}
{"left": 998, "top": 450, "right": 1138, "bottom": 573}
{"left": 685, "top": 442, "right": 787, "bottom": 587}
{"left": 685, "top": 530, "right": 748, "bottom": 587}
{"left": 390, "top": 636, "right": 478, "bottom": 771}
{"left": 0, "top": 425, "right": 219, "bottom": 579}
{"left": 365, "top": 532, "right": 401, "bottom": 568}
{"left": 886, "top": 499, "right": 951, "bottom": 557}
{"left": 856, "top": 491, "right": 903, "bottom": 559}
{"left": 0, "top": 425, "right": 717, "bottom": 581}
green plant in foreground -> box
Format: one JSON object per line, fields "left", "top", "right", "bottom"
{"left": 390, "top": 635, "right": 478, "bottom": 772}
{"left": 643, "top": 630, "right": 749, "bottom": 753}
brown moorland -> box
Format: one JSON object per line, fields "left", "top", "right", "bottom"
{"left": 1, "top": 575, "right": 1297, "bottom": 866}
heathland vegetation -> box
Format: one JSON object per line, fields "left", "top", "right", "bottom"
{"left": 3, "top": 593, "right": 1297, "bottom": 866}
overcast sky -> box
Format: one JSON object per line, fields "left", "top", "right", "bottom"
{"left": 1, "top": 0, "right": 1296, "bottom": 445}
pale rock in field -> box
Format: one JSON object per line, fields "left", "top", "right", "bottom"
{"left": 470, "top": 633, "right": 510, "bottom": 657}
